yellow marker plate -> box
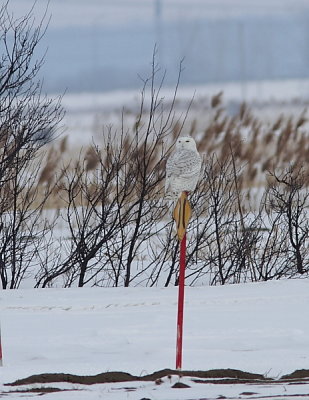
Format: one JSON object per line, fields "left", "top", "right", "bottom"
{"left": 173, "top": 192, "right": 192, "bottom": 241}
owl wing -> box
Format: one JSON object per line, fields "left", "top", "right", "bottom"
{"left": 166, "top": 149, "right": 201, "bottom": 178}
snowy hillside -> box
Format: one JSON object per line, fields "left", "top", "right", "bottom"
{"left": 1, "top": 278, "right": 309, "bottom": 399}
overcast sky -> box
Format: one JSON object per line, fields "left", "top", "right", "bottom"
{"left": 7, "top": 0, "right": 309, "bottom": 28}
{"left": 5, "top": 0, "right": 309, "bottom": 93}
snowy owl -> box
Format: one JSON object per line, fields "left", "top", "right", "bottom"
{"left": 165, "top": 136, "right": 202, "bottom": 202}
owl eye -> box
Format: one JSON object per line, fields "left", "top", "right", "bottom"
{"left": 186, "top": 140, "right": 190, "bottom": 142}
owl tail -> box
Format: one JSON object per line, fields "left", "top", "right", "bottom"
{"left": 165, "top": 192, "right": 182, "bottom": 207}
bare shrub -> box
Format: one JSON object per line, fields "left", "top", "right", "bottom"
{"left": 36, "top": 55, "right": 188, "bottom": 287}
{"left": 0, "top": 2, "right": 63, "bottom": 288}
{"left": 266, "top": 165, "right": 309, "bottom": 275}
{"left": 34, "top": 92, "right": 309, "bottom": 288}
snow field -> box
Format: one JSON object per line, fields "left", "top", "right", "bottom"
{"left": 1, "top": 278, "right": 309, "bottom": 398}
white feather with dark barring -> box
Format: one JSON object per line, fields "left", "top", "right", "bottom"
{"left": 165, "top": 136, "right": 202, "bottom": 202}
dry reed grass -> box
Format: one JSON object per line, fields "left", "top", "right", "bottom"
{"left": 17, "top": 93, "right": 309, "bottom": 210}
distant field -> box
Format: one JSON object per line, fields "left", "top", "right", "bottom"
{"left": 40, "top": 86, "right": 309, "bottom": 210}
{"left": 3, "top": 86, "right": 308, "bottom": 289}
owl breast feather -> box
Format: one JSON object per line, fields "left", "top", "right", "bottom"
{"left": 167, "top": 149, "right": 201, "bottom": 177}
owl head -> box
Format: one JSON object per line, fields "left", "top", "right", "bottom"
{"left": 176, "top": 136, "right": 197, "bottom": 151}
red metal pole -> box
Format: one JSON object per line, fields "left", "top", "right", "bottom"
{"left": 176, "top": 231, "right": 186, "bottom": 370}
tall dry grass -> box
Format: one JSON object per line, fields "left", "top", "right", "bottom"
{"left": 26, "top": 93, "right": 309, "bottom": 210}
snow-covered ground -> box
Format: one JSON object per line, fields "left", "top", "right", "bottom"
{"left": 1, "top": 278, "right": 309, "bottom": 399}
